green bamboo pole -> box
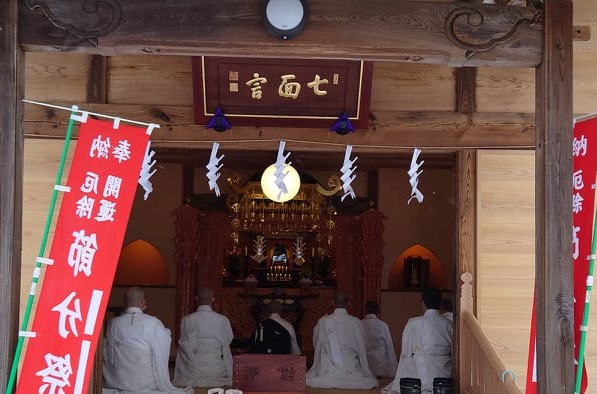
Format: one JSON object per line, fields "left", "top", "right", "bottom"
{"left": 574, "top": 203, "right": 597, "bottom": 394}
{"left": 6, "top": 107, "right": 79, "bottom": 394}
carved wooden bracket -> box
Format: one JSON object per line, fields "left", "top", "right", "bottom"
{"left": 445, "top": 6, "right": 542, "bottom": 60}
{"left": 23, "top": 0, "right": 122, "bottom": 46}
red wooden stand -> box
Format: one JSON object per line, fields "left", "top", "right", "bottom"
{"left": 232, "top": 354, "right": 306, "bottom": 394}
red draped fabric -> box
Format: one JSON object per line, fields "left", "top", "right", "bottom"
{"left": 173, "top": 204, "right": 201, "bottom": 340}
{"left": 196, "top": 211, "right": 233, "bottom": 307}
{"left": 174, "top": 207, "right": 233, "bottom": 340}
{"left": 358, "top": 208, "right": 386, "bottom": 307}
{"left": 329, "top": 214, "right": 363, "bottom": 317}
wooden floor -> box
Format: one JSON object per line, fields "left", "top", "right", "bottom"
{"left": 192, "top": 378, "right": 394, "bottom": 394}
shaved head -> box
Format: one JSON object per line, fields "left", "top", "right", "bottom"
{"left": 197, "top": 288, "right": 214, "bottom": 305}
{"left": 124, "top": 286, "right": 145, "bottom": 308}
{"left": 268, "top": 300, "right": 283, "bottom": 315}
{"left": 365, "top": 300, "right": 379, "bottom": 315}
{"left": 334, "top": 290, "right": 349, "bottom": 308}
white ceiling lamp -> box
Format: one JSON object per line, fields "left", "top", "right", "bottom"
{"left": 263, "top": 0, "right": 308, "bottom": 40}
{"left": 261, "top": 140, "right": 301, "bottom": 202}
{"left": 260, "top": 163, "right": 301, "bottom": 202}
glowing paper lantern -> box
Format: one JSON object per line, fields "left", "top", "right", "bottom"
{"left": 260, "top": 163, "right": 301, "bottom": 203}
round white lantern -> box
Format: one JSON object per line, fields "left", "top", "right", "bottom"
{"left": 260, "top": 163, "right": 301, "bottom": 202}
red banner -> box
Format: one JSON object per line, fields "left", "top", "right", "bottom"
{"left": 526, "top": 118, "right": 597, "bottom": 393}
{"left": 16, "top": 118, "right": 150, "bottom": 394}
{"left": 526, "top": 300, "right": 537, "bottom": 392}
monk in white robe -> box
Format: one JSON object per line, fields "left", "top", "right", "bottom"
{"left": 103, "top": 287, "right": 192, "bottom": 394}
{"left": 361, "top": 300, "right": 398, "bottom": 378}
{"left": 441, "top": 297, "right": 454, "bottom": 322}
{"left": 174, "top": 288, "right": 234, "bottom": 388}
{"left": 383, "top": 287, "right": 453, "bottom": 394}
{"left": 307, "top": 291, "right": 378, "bottom": 389}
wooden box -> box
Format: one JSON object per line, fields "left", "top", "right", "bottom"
{"left": 232, "top": 354, "right": 306, "bottom": 394}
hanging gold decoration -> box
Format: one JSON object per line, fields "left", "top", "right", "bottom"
{"left": 226, "top": 172, "right": 341, "bottom": 238}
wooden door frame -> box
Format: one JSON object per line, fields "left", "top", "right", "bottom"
{"left": 0, "top": 0, "right": 574, "bottom": 392}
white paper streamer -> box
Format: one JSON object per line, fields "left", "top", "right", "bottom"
{"left": 138, "top": 141, "right": 157, "bottom": 200}
{"left": 407, "top": 147, "right": 424, "bottom": 204}
{"left": 340, "top": 144, "right": 358, "bottom": 202}
{"left": 206, "top": 142, "right": 225, "bottom": 197}
{"left": 274, "top": 140, "right": 292, "bottom": 200}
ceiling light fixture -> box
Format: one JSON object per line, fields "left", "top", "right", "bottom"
{"left": 263, "top": 0, "right": 308, "bottom": 40}
{"left": 260, "top": 163, "right": 301, "bottom": 202}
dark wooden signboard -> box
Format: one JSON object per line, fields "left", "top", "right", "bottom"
{"left": 233, "top": 354, "right": 306, "bottom": 394}
{"left": 192, "top": 57, "right": 373, "bottom": 129}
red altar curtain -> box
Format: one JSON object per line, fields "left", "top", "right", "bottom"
{"left": 358, "top": 208, "right": 386, "bottom": 307}
{"left": 196, "top": 211, "right": 233, "bottom": 307}
{"left": 173, "top": 207, "right": 232, "bottom": 340}
{"left": 329, "top": 214, "right": 363, "bottom": 317}
{"left": 173, "top": 204, "right": 201, "bottom": 340}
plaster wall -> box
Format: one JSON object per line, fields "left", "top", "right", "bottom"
{"left": 378, "top": 167, "right": 456, "bottom": 290}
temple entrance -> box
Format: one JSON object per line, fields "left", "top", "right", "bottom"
{"left": 104, "top": 151, "right": 457, "bottom": 369}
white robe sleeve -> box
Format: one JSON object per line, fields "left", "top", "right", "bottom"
{"left": 289, "top": 326, "right": 301, "bottom": 355}
{"left": 307, "top": 315, "right": 377, "bottom": 389}
{"left": 151, "top": 322, "right": 193, "bottom": 393}
{"left": 354, "top": 319, "right": 377, "bottom": 381}
{"left": 383, "top": 319, "right": 420, "bottom": 394}
{"left": 222, "top": 320, "right": 234, "bottom": 379}
{"left": 384, "top": 325, "right": 399, "bottom": 376}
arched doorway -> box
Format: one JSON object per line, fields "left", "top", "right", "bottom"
{"left": 388, "top": 243, "right": 450, "bottom": 291}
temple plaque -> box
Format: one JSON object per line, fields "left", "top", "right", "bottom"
{"left": 192, "top": 57, "right": 373, "bottom": 129}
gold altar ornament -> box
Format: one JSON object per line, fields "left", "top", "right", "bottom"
{"left": 227, "top": 171, "right": 341, "bottom": 239}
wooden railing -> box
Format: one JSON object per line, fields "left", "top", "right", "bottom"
{"left": 459, "top": 272, "right": 522, "bottom": 394}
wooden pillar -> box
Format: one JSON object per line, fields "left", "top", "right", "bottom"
{"left": 367, "top": 170, "right": 379, "bottom": 208}
{"left": 535, "top": 0, "right": 574, "bottom": 392}
{"left": 455, "top": 63, "right": 477, "bottom": 394}
{"left": 0, "top": 0, "right": 23, "bottom": 389}
{"left": 455, "top": 151, "right": 476, "bottom": 308}
{"left": 455, "top": 149, "right": 475, "bottom": 394}
{"left": 182, "top": 166, "right": 194, "bottom": 203}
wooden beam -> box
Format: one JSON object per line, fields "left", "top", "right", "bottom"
{"left": 87, "top": 55, "right": 107, "bottom": 103}
{"left": 155, "top": 148, "right": 455, "bottom": 173}
{"left": 573, "top": 25, "right": 591, "bottom": 41}
{"left": 456, "top": 68, "right": 477, "bottom": 113}
{"left": 18, "top": 0, "right": 543, "bottom": 67}
{"left": 23, "top": 104, "right": 536, "bottom": 150}
{"left": 535, "top": 0, "right": 574, "bottom": 392}
{"left": 0, "top": 0, "right": 23, "bottom": 390}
